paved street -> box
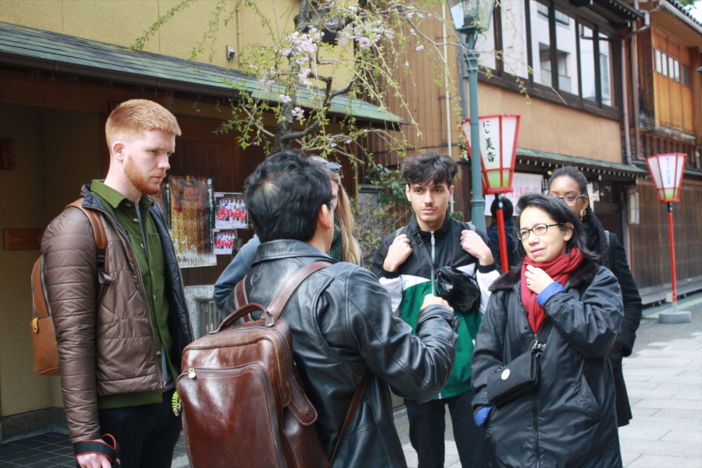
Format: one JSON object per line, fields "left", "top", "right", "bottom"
{"left": 1, "top": 295, "right": 699, "bottom": 468}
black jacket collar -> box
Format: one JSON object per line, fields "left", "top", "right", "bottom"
{"left": 252, "top": 239, "right": 335, "bottom": 266}
{"left": 489, "top": 258, "right": 600, "bottom": 292}
{"left": 408, "top": 211, "right": 454, "bottom": 242}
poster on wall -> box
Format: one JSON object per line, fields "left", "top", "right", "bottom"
{"left": 485, "top": 172, "right": 544, "bottom": 216}
{"left": 169, "top": 175, "right": 217, "bottom": 268}
{"left": 214, "top": 230, "right": 237, "bottom": 255}
{"left": 215, "top": 192, "right": 248, "bottom": 229}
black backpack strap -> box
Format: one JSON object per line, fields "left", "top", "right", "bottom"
{"left": 462, "top": 221, "right": 476, "bottom": 232}
{"left": 393, "top": 226, "right": 408, "bottom": 238}
{"left": 533, "top": 320, "right": 554, "bottom": 354}
{"left": 604, "top": 230, "right": 611, "bottom": 250}
{"left": 411, "top": 231, "right": 435, "bottom": 272}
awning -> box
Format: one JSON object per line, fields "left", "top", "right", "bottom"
{"left": 516, "top": 147, "right": 649, "bottom": 177}
{"left": 663, "top": 0, "right": 702, "bottom": 34}
{"left": 0, "top": 21, "right": 406, "bottom": 126}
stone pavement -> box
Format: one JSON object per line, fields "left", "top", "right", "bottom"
{"left": 616, "top": 295, "right": 702, "bottom": 468}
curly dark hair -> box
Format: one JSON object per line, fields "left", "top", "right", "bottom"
{"left": 400, "top": 152, "right": 458, "bottom": 187}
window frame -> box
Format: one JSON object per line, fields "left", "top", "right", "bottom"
{"left": 482, "top": 0, "right": 621, "bottom": 120}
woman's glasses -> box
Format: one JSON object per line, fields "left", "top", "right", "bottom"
{"left": 517, "top": 223, "right": 565, "bottom": 241}
{"left": 551, "top": 194, "right": 586, "bottom": 206}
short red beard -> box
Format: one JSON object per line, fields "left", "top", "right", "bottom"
{"left": 124, "top": 154, "right": 164, "bottom": 196}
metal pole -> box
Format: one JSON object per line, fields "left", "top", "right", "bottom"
{"left": 668, "top": 202, "right": 678, "bottom": 313}
{"left": 496, "top": 194, "right": 509, "bottom": 272}
{"left": 464, "top": 29, "right": 486, "bottom": 231}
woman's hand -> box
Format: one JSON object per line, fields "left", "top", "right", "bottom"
{"left": 524, "top": 265, "right": 554, "bottom": 295}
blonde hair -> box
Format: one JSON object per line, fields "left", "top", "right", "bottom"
{"left": 105, "top": 99, "right": 181, "bottom": 146}
{"left": 308, "top": 156, "right": 361, "bottom": 266}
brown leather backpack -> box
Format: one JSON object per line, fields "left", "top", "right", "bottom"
{"left": 30, "top": 199, "right": 111, "bottom": 375}
{"left": 176, "top": 262, "right": 368, "bottom": 468}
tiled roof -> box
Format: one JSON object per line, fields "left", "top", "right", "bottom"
{"left": 0, "top": 21, "right": 406, "bottom": 125}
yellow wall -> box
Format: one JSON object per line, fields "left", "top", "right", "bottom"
{"left": 0, "top": 103, "right": 102, "bottom": 417}
{"left": 0, "top": 0, "right": 352, "bottom": 87}
{"left": 471, "top": 81, "right": 623, "bottom": 163}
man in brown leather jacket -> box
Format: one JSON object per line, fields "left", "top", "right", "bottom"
{"left": 41, "top": 99, "right": 193, "bottom": 468}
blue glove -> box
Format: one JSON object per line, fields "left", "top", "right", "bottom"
{"left": 474, "top": 406, "right": 492, "bottom": 427}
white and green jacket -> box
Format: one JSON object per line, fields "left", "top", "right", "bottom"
{"left": 372, "top": 214, "right": 500, "bottom": 399}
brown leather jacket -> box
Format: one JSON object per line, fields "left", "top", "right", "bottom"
{"left": 41, "top": 185, "right": 193, "bottom": 444}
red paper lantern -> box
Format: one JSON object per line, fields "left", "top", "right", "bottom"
{"left": 461, "top": 114, "right": 521, "bottom": 195}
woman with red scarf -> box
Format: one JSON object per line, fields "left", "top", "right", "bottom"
{"left": 471, "top": 194, "right": 624, "bottom": 468}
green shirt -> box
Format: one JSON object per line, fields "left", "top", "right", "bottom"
{"left": 91, "top": 180, "right": 175, "bottom": 409}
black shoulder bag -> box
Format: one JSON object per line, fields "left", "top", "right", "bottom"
{"left": 486, "top": 320, "right": 554, "bottom": 407}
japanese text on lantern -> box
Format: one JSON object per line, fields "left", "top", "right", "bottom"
{"left": 480, "top": 118, "right": 501, "bottom": 167}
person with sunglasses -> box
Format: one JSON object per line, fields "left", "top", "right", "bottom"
{"left": 212, "top": 153, "right": 362, "bottom": 313}
{"left": 471, "top": 194, "right": 624, "bottom": 468}
{"left": 548, "top": 166, "right": 643, "bottom": 427}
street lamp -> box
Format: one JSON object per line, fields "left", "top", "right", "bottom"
{"left": 461, "top": 114, "right": 521, "bottom": 272}
{"left": 646, "top": 153, "right": 690, "bottom": 323}
{"left": 447, "top": 0, "right": 496, "bottom": 232}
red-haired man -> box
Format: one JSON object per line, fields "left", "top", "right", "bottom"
{"left": 42, "top": 99, "right": 193, "bottom": 468}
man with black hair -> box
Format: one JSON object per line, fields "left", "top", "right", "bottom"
{"left": 372, "top": 152, "right": 500, "bottom": 468}
{"left": 224, "top": 151, "right": 459, "bottom": 467}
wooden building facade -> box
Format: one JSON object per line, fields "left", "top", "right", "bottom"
{"left": 622, "top": 0, "right": 702, "bottom": 302}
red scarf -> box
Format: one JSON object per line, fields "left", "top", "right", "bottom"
{"left": 521, "top": 247, "right": 584, "bottom": 333}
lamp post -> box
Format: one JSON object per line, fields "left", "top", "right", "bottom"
{"left": 462, "top": 114, "right": 521, "bottom": 272}
{"left": 646, "top": 153, "right": 690, "bottom": 323}
{"left": 447, "top": 0, "right": 495, "bottom": 232}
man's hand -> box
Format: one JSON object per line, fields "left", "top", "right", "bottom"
{"left": 460, "top": 230, "right": 493, "bottom": 266}
{"left": 383, "top": 234, "right": 413, "bottom": 272}
{"left": 421, "top": 294, "right": 453, "bottom": 312}
{"left": 524, "top": 265, "right": 554, "bottom": 295}
{"left": 76, "top": 453, "right": 112, "bottom": 468}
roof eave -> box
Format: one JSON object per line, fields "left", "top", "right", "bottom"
{"left": 658, "top": 0, "right": 702, "bottom": 36}
{"left": 0, "top": 50, "right": 241, "bottom": 99}
{"left": 517, "top": 146, "right": 649, "bottom": 176}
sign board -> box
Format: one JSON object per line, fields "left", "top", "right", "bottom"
{"left": 484, "top": 172, "right": 543, "bottom": 216}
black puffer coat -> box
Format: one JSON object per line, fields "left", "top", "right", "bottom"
{"left": 222, "top": 240, "right": 458, "bottom": 467}
{"left": 472, "top": 260, "right": 624, "bottom": 468}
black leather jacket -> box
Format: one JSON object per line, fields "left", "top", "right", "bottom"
{"left": 223, "top": 240, "right": 457, "bottom": 467}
